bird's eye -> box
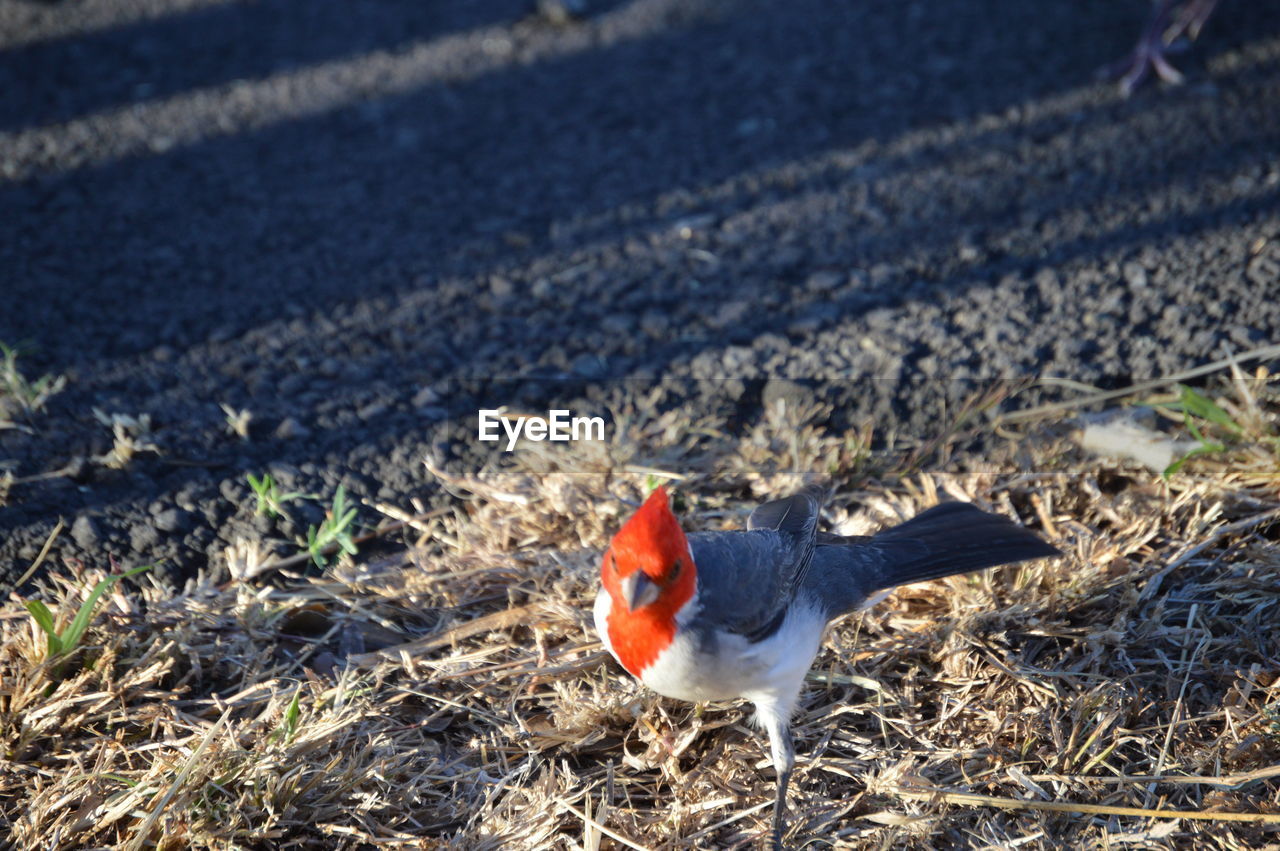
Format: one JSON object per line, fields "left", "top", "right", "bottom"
{"left": 668, "top": 558, "right": 683, "bottom": 583}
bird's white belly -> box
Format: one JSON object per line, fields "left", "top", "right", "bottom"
{"left": 594, "top": 588, "right": 826, "bottom": 706}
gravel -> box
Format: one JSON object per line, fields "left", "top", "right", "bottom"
{"left": 2, "top": 0, "right": 1279, "bottom": 585}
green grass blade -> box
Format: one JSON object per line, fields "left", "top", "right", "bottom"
{"left": 331, "top": 486, "right": 349, "bottom": 522}
{"left": 24, "top": 598, "right": 57, "bottom": 637}
{"left": 1179, "top": 385, "right": 1243, "bottom": 435}
{"left": 1183, "top": 412, "right": 1208, "bottom": 446}
{"left": 1162, "top": 442, "right": 1227, "bottom": 479}
{"left": 279, "top": 686, "right": 303, "bottom": 742}
{"left": 58, "top": 564, "right": 153, "bottom": 654}
{"left": 306, "top": 527, "right": 326, "bottom": 567}
{"left": 247, "top": 473, "right": 274, "bottom": 516}
{"left": 24, "top": 599, "right": 62, "bottom": 656}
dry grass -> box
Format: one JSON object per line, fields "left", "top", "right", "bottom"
{"left": 3, "top": 375, "right": 1279, "bottom": 849}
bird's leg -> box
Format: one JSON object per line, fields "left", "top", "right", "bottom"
{"left": 1102, "top": 0, "right": 1181, "bottom": 94}
{"left": 758, "top": 710, "right": 796, "bottom": 850}
{"left": 1168, "top": 0, "right": 1219, "bottom": 42}
{"left": 771, "top": 762, "right": 793, "bottom": 850}
{"left": 1102, "top": 0, "right": 1218, "bottom": 95}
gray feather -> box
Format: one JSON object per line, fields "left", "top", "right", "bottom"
{"left": 690, "top": 485, "right": 824, "bottom": 642}
{"left": 689, "top": 496, "right": 1059, "bottom": 640}
{"left": 689, "top": 529, "right": 808, "bottom": 642}
{"left": 805, "top": 502, "right": 1060, "bottom": 619}
{"left": 747, "top": 485, "right": 825, "bottom": 536}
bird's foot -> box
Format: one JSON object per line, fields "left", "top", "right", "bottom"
{"left": 1100, "top": 36, "right": 1186, "bottom": 95}
{"left": 1100, "top": 0, "right": 1218, "bottom": 96}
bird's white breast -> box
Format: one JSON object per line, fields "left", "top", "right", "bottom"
{"left": 594, "top": 587, "right": 827, "bottom": 709}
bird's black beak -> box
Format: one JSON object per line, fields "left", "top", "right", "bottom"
{"left": 621, "top": 571, "right": 659, "bottom": 612}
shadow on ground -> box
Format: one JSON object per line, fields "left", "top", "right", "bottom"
{"left": 1, "top": 0, "right": 1278, "bottom": 580}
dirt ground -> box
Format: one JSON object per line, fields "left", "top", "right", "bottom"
{"left": 2, "top": 0, "right": 1280, "bottom": 583}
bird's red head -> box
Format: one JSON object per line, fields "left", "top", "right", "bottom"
{"left": 600, "top": 487, "right": 697, "bottom": 676}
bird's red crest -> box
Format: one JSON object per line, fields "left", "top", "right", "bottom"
{"left": 608, "top": 487, "right": 688, "bottom": 581}
{"left": 601, "top": 487, "right": 696, "bottom": 676}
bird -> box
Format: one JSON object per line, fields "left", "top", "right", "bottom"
{"left": 594, "top": 485, "right": 1060, "bottom": 847}
{"left": 1104, "top": 0, "right": 1220, "bottom": 94}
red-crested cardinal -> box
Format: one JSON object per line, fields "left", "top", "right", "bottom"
{"left": 594, "top": 486, "right": 1060, "bottom": 846}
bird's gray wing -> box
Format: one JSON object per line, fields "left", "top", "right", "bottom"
{"left": 690, "top": 486, "right": 825, "bottom": 642}
{"left": 747, "top": 485, "right": 825, "bottom": 535}
{"left": 746, "top": 484, "right": 824, "bottom": 594}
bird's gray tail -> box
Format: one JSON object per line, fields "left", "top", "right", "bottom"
{"left": 866, "top": 502, "right": 1059, "bottom": 591}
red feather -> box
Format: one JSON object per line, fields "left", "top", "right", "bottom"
{"left": 600, "top": 488, "right": 696, "bottom": 675}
